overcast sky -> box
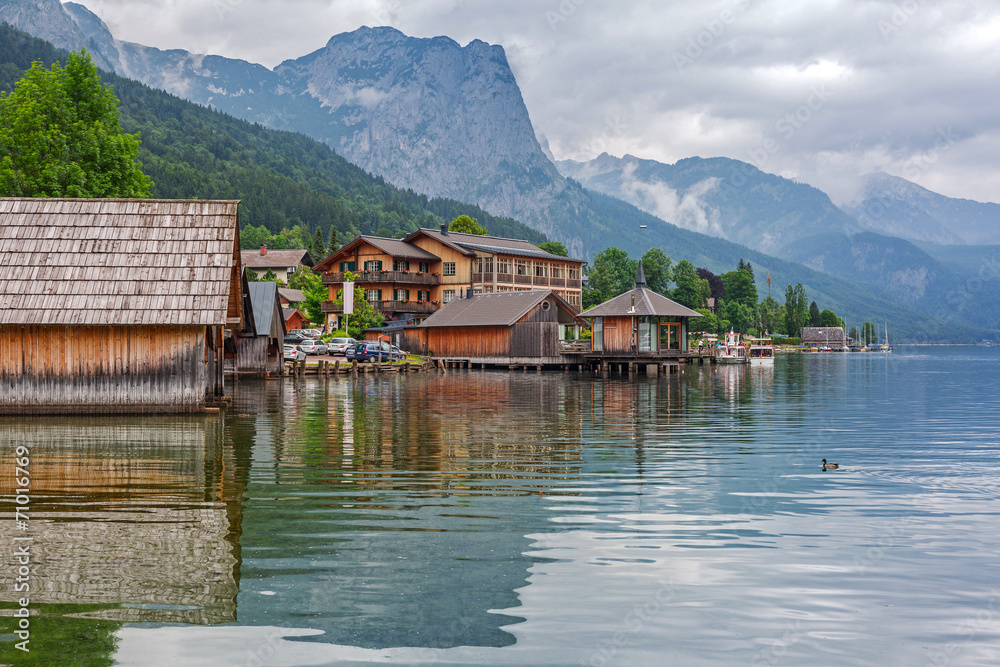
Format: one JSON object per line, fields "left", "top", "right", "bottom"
{"left": 73, "top": 0, "right": 1000, "bottom": 204}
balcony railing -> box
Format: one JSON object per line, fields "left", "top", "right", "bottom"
{"left": 560, "top": 340, "right": 592, "bottom": 353}
{"left": 322, "top": 300, "right": 440, "bottom": 315}
{"left": 472, "top": 272, "right": 580, "bottom": 290}
{"left": 322, "top": 271, "right": 440, "bottom": 286}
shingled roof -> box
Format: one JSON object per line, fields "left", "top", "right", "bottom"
{"left": 0, "top": 198, "right": 242, "bottom": 326}
{"left": 241, "top": 248, "right": 314, "bottom": 269}
{"left": 420, "top": 289, "right": 578, "bottom": 328}
{"left": 407, "top": 228, "right": 584, "bottom": 262}
{"left": 579, "top": 288, "right": 702, "bottom": 318}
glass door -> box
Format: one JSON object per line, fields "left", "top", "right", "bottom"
{"left": 659, "top": 323, "right": 680, "bottom": 351}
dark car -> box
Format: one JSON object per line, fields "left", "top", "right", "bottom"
{"left": 346, "top": 341, "right": 392, "bottom": 363}
{"left": 284, "top": 333, "right": 307, "bottom": 345}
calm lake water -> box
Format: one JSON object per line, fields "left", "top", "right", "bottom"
{"left": 2, "top": 348, "right": 999, "bottom": 666}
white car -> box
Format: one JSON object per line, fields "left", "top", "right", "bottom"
{"left": 327, "top": 337, "right": 357, "bottom": 355}
{"left": 283, "top": 344, "right": 305, "bottom": 362}
{"left": 298, "top": 339, "right": 328, "bottom": 355}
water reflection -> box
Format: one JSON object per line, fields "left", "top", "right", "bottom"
{"left": 3, "top": 352, "right": 999, "bottom": 666}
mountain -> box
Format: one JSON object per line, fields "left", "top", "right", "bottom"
{"left": 558, "top": 153, "right": 858, "bottom": 255}
{"left": 0, "top": 16, "right": 993, "bottom": 340}
{"left": 0, "top": 23, "right": 547, "bottom": 249}
{"left": 843, "top": 172, "right": 1000, "bottom": 246}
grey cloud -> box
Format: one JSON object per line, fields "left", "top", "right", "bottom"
{"left": 73, "top": 0, "right": 1000, "bottom": 203}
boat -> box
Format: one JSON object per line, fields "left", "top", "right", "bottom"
{"left": 747, "top": 337, "right": 774, "bottom": 364}
{"left": 716, "top": 330, "right": 749, "bottom": 365}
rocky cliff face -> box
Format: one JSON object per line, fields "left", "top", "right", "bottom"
{"left": 0, "top": 0, "right": 118, "bottom": 70}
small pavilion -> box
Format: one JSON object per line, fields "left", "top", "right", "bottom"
{"left": 578, "top": 263, "right": 702, "bottom": 356}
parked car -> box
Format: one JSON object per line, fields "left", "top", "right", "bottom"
{"left": 391, "top": 345, "right": 406, "bottom": 360}
{"left": 284, "top": 333, "right": 307, "bottom": 345}
{"left": 346, "top": 341, "right": 392, "bottom": 363}
{"left": 283, "top": 344, "right": 305, "bottom": 362}
{"left": 297, "top": 339, "right": 328, "bottom": 356}
{"left": 327, "top": 337, "right": 357, "bottom": 355}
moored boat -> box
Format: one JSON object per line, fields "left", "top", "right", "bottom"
{"left": 716, "top": 330, "right": 749, "bottom": 365}
{"left": 748, "top": 337, "right": 775, "bottom": 364}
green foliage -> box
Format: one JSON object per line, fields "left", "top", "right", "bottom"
{"left": 721, "top": 270, "right": 758, "bottom": 308}
{"left": 334, "top": 271, "right": 385, "bottom": 338}
{"left": 641, "top": 248, "right": 673, "bottom": 295}
{"left": 261, "top": 269, "right": 278, "bottom": 282}
{"left": 245, "top": 268, "right": 259, "bottom": 281}
{"left": 819, "top": 309, "right": 842, "bottom": 328}
{"left": 584, "top": 247, "right": 638, "bottom": 308}
{"left": 809, "top": 300, "right": 821, "bottom": 326}
{"left": 0, "top": 49, "right": 150, "bottom": 197}
{"left": 672, "top": 259, "right": 706, "bottom": 309}
{"left": 737, "top": 258, "right": 755, "bottom": 280}
{"left": 288, "top": 266, "right": 328, "bottom": 324}
{"left": 861, "top": 321, "right": 877, "bottom": 344}
{"left": 725, "top": 300, "right": 757, "bottom": 334}
{"left": 848, "top": 326, "right": 859, "bottom": 341}
{"left": 694, "top": 308, "right": 719, "bottom": 335}
{"left": 449, "top": 214, "right": 488, "bottom": 235}
{"left": 758, "top": 296, "right": 783, "bottom": 335}
{"left": 538, "top": 241, "right": 569, "bottom": 257}
{"left": 784, "top": 283, "right": 809, "bottom": 337}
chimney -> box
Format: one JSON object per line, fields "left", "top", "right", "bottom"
{"left": 260, "top": 244, "right": 267, "bottom": 256}
{"left": 440, "top": 223, "right": 449, "bottom": 236}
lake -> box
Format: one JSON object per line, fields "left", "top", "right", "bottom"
{"left": 2, "top": 348, "right": 999, "bottom": 666}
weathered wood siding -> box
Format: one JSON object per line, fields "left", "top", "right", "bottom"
{"left": 234, "top": 336, "right": 281, "bottom": 375}
{"left": 510, "top": 322, "right": 559, "bottom": 357}
{"left": 403, "top": 328, "right": 427, "bottom": 353}
{"left": 0, "top": 325, "right": 212, "bottom": 413}
{"left": 601, "top": 316, "right": 635, "bottom": 354}
{"left": 426, "top": 327, "right": 511, "bottom": 357}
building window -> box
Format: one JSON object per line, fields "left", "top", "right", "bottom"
{"left": 419, "top": 261, "right": 429, "bottom": 273}
{"left": 442, "top": 289, "right": 456, "bottom": 303}
{"left": 515, "top": 260, "right": 528, "bottom": 276}
{"left": 364, "top": 260, "right": 383, "bottom": 272}
{"left": 534, "top": 262, "right": 547, "bottom": 278}
{"left": 443, "top": 262, "right": 456, "bottom": 276}
{"left": 287, "top": 266, "right": 296, "bottom": 276}
{"left": 568, "top": 267, "right": 580, "bottom": 280}
{"left": 339, "top": 261, "right": 356, "bottom": 272}
{"left": 365, "top": 289, "right": 382, "bottom": 302}
{"left": 417, "top": 290, "right": 430, "bottom": 301}
{"left": 551, "top": 265, "right": 564, "bottom": 279}
{"left": 497, "top": 258, "right": 512, "bottom": 275}
{"left": 394, "top": 259, "right": 410, "bottom": 272}
{"left": 482, "top": 285, "right": 494, "bottom": 293}
{"left": 475, "top": 256, "right": 494, "bottom": 274}
{"left": 394, "top": 288, "right": 409, "bottom": 301}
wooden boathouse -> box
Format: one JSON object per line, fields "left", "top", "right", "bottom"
{"left": 236, "top": 281, "right": 286, "bottom": 376}
{"left": 575, "top": 263, "right": 703, "bottom": 374}
{"left": 409, "top": 289, "right": 582, "bottom": 366}
{"left": 0, "top": 198, "right": 246, "bottom": 414}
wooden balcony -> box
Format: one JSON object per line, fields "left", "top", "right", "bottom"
{"left": 322, "top": 271, "right": 440, "bottom": 286}
{"left": 472, "top": 272, "right": 581, "bottom": 290}
{"left": 322, "top": 300, "right": 439, "bottom": 315}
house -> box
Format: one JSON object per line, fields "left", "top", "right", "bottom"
{"left": 241, "top": 246, "right": 314, "bottom": 283}
{"left": 283, "top": 307, "right": 308, "bottom": 331}
{"left": 0, "top": 198, "right": 247, "bottom": 413}
{"left": 577, "top": 263, "right": 702, "bottom": 356}
{"left": 801, "top": 327, "right": 848, "bottom": 351}
{"left": 408, "top": 289, "right": 582, "bottom": 364}
{"left": 238, "top": 281, "right": 286, "bottom": 375}
{"left": 314, "top": 225, "right": 585, "bottom": 330}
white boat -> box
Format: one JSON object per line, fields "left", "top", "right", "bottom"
{"left": 716, "top": 330, "right": 749, "bottom": 365}
{"left": 747, "top": 337, "right": 775, "bottom": 364}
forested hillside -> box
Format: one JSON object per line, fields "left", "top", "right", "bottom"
{"left": 0, "top": 23, "right": 546, "bottom": 252}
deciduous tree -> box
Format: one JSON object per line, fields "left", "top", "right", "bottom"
{"left": 641, "top": 248, "right": 673, "bottom": 295}
{"left": 0, "top": 50, "right": 151, "bottom": 197}
{"left": 448, "top": 214, "right": 487, "bottom": 235}
{"left": 584, "top": 247, "right": 637, "bottom": 308}
{"left": 538, "top": 241, "right": 569, "bottom": 257}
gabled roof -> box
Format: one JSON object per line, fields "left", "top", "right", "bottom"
{"left": 801, "top": 327, "right": 846, "bottom": 340}
{"left": 420, "top": 289, "right": 579, "bottom": 328}
{"left": 579, "top": 288, "right": 702, "bottom": 318}
{"left": 241, "top": 248, "right": 314, "bottom": 269}
{"left": 247, "top": 281, "right": 286, "bottom": 338}
{"left": 278, "top": 288, "right": 305, "bottom": 303}
{"left": 282, "top": 307, "right": 302, "bottom": 322}
{"left": 406, "top": 228, "right": 584, "bottom": 262}
{"left": 313, "top": 235, "right": 439, "bottom": 271}
{"left": 0, "top": 198, "right": 241, "bottom": 326}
